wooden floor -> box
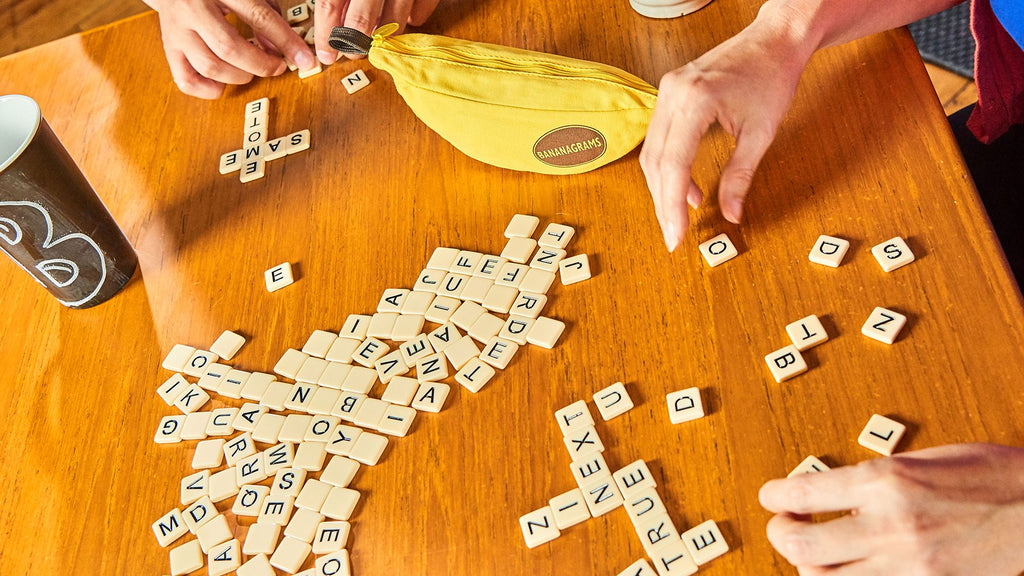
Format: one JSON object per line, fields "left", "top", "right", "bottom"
{"left": 0, "top": 0, "right": 976, "bottom": 114}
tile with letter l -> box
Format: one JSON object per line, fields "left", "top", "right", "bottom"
{"left": 857, "top": 414, "right": 907, "bottom": 455}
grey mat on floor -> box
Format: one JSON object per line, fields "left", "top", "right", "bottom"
{"left": 909, "top": 3, "right": 976, "bottom": 78}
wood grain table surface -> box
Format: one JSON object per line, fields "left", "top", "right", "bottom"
{"left": 1, "top": 0, "right": 1022, "bottom": 574}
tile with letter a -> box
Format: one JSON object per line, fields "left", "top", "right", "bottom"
{"left": 858, "top": 414, "right": 907, "bottom": 455}
{"left": 593, "top": 381, "right": 633, "bottom": 421}
{"left": 411, "top": 382, "right": 450, "bottom": 413}
{"left": 788, "top": 455, "right": 830, "bottom": 477}
{"left": 519, "top": 506, "right": 560, "bottom": 548}
{"left": 558, "top": 254, "right": 592, "bottom": 285}
{"left": 152, "top": 508, "right": 188, "bottom": 547}
{"left": 809, "top": 234, "right": 850, "bottom": 267}
{"left": 377, "top": 288, "right": 410, "bottom": 313}
{"left": 618, "top": 559, "right": 658, "bottom": 576}
{"left": 504, "top": 214, "right": 540, "bottom": 238}
{"left": 343, "top": 69, "right": 371, "bottom": 94}
{"left": 681, "top": 519, "right": 730, "bottom": 565}
{"left": 549, "top": 488, "right": 590, "bottom": 529}
{"left": 764, "top": 345, "right": 808, "bottom": 382}
{"left": 427, "top": 322, "right": 461, "bottom": 354}
{"left": 786, "top": 314, "right": 828, "bottom": 351}
{"left": 861, "top": 307, "right": 908, "bottom": 344}
{"left": 872, "top": 236, "right": 915, "bottom": 272}
{"left": 666, "top": 387, "right": 704, "bottom": 424}
{"left": 698, "top": 233, "right": 738, "bottom": 267}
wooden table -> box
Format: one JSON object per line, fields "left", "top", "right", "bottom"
{"left": 1, "top": 1, "right": 1022, "bottom": 574}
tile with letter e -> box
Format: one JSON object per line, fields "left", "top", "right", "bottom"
{"left": 809, "top": 234, "right": 850, "bottom": 267}
{"left": 519, "top": 506, "right": 560, "bottom": 548}
{"left": 786, "top": 314, "right": 828, "bottom": 351}
{"left": 613, "top": 459, "right": 657, "bottom": 499}
{"left": 872, "top": 236, "right": 915, "bottom": 272}
{"left": 593, "top": 381, "right": 634, "bottom": 421}
{"left": 479, "top": 335, "right": 518, "bottom": 368}
{"left": 312, "top": 520, "right": 350, "bottom": 555}
{"left": 265, "top": 262, "right": 294, "bottom": 292}
{"left": 858, "top": 414, "right": 907, "bottom": 455}
{"left": 861, "top": 307, "right": 907, "bottom": 344}
{"left": 698, "top": 233, "right": 738, "bottom": 267}
{"left": 681, "top": 519, "right": 730, "bottom": 565}
{"left": 764, "top": 345, "right": 808, "bottom": 382}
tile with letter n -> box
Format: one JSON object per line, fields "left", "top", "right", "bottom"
{"left": 343, "top": 69, "right": 371, "bottom": 94}
{"left": 861, "top": 307, "right": 908, "bottom": 344}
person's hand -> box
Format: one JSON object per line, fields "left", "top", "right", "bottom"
{"left": 640, "top": 3, "right": 817, "bottom": 251}
{"left": 759, "top": 443, "right": 1024, "bottom": 575}
{"left": 147, "top": 0, "right": 317, "bottom": 99}
{"left": 312, "top": 0, "right": 442, "bottom": 64}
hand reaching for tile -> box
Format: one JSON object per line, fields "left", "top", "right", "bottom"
{"left": 146, "top": 0, "right": 316, "bottom": 98}
{"left": 312, "top": 0, "right": 442, "bottom": 65}
{"left": 759, "top": 443, "right": 1024, "bottom": 575}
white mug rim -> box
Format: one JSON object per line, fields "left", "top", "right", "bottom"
{"left": 0, "top": 94, "right": 42, "bottom": 175}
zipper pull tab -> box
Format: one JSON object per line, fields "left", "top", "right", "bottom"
{"left": 372, "top": 23, "right": 400, "bottom": 39}
{"left": 328, "top": 27, "right": 373, "bottom": 55}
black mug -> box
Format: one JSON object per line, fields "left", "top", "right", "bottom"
{"left": 0, "top": 94, "right": 137, "bottom": 308}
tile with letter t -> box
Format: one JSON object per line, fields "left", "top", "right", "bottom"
{"left": 786, "top": 314, "right": 828, "bottom": 351}
{"left": 808, "top": 234, "right": 850, "bottom": 267}
{"left": 538, "top": 223, "right": 575, "bottom": 249}
{"left": 454, "top": 358, "right": 496, "bottom": 393}
{"left": 698, "top": 233, "right": 738, "bottom": 267}
{"left": 519, "top": 506, "right": 561, "bottom": 548}
{"left": 861, "top": 307, "right": 908, "bottom": 344}
{"left": 857, "top": 414, "right": 907, "bottom": 455}
{"left": 554, "top": 400, "right": 594, "bottom": 435}
{"left": 649, "top": 537, "right": 699, "bottom": 575}
{"left": 666, "top": 387, "right": 704, "bottom": 424}
{"left": 343, "top": 69, "right": 371, "bottom": 94}
{"left": 764, "top": 345, "right": 808, "bottom": 382}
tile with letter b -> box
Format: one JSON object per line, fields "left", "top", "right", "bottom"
{"left": 861, "top": 307, "right": 907, "bottom": 344}
{"left": 519, "top": 506, "right": 560, "bottom": 548}
{"left": 872, "top": 236, "right": 915, "bottom": 272}
{"left": 285, "top": 3, "right": 309, "bottom": 22}
{"left": 809, "top": 234, "right": 850, "bottom": 267}
{"left": 698, "top": 233, "right": 738, "bottom": 267}
{"left": 681, "top": 519, "right": 730, "bottom": 565}
{"left": 764, "top": 345, "right": 807, "bottom": 382}
{"left": 786, "top": 314, "right": 828, "bottom": 351}
{"left": 858, "top": 414, "right": 907, "bottom": 455}
{"left": 593, "top": 382, "right": 634, "bottom": 421}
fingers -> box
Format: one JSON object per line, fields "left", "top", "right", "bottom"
{"left": 379, "top": 0, "right": 414, "bottom": 33}
{"left": 407, "top": 0, "right": 441, "bottom": 26}
{"left": 759, "top": 465, "right": 871, "bottom": 515}
{"left": 221, "top": 0, "right": 314, "bottom": 71}
{"left": 314, "top": 0, "right": 346, "bottom": 64}
{"left": 165, "top": 46, "right": 226, "bottom": 99}
{"left": 718, "top": 121, "right": 773, "bottom": 224}
{"left": 343, "top": 0, "right": 385, "bottom": 36}
{"left": 766, "top": 513, "right": 878, "bottom": 567}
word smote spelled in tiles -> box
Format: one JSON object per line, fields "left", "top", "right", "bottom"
{"left": 219, "top": 98, "right": 312, "bottom": 182}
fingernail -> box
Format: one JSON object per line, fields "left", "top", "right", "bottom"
{"left": 295, "top": 50, "right": 315, "bottom": 70}
{"left": 317, "top": 50, "right": 334, "bottom": 65}
{"left": 728, "top": 198, "right": 744, "bottom": 223}
{"left": 663, "top": 221, "right": 678, "bottom": 252}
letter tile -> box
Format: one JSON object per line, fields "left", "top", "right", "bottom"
{"left": 285, "top": 3, "right": 309, "bottom": 23}
{"left": 295, "top": 479, "right": 332, "bottom": 511}
{"left": 219, "top": 150, "right": 243, "bottom": 174}
{"left": 450, "top": 250, "right": 483, "bottom": 275}
{"left": 857, "top": 414, "right": 907, "bottom": 455}
{"left": 265, "top": 262, "right": 294, "bottom": 292}
{"left": 192, "top": 438, "right": 227, "bottom": 469}
{"left": 240, "top": 158, "right": 266, "bottom": 183}
{"left": 637, "top": 513, "right": 680, "bottom": 555}
{"left": 163, "top": 344, "right": 196, "bottom": 372}
{"left": 279, "top": 415, "right": 314, "bottom": 444}
{"left": 501, "top": 237, "right": 538, "bottom": 264}
{"left": 352, "top": 337, "right": 389, "bottom": 368}
{"left": 861, "top": 307, "right": 908, "bottom": 344}
{"left": 223, "top": 432, "right": 257, "bottom": 466}
{"left": 581, "top": 476, "right": 624, "bottom": 516}
{"left": 174, "top": 385, "right": 211, "bottom": 415}
{"left": 240, "top": 373, "right": 276, "bottom": 401}
{"left": 510, "top": 292, "right": 547, "bottom": 319}
{"left": 442, "top": 336, "right": 480, "bottom": 370}
{"left": 472, "top": 255, "right": 507, "bottom": 280}
{"left": 316, "top": 549, "right": 351, "bottom": 576}
{"left": 183, "top": 496, "right": 216, "bottom": 533}
{"left": 324, "top": 338, "right": 360, "bottom": 364}
{"left": 504, "top": 214, "right": 540, "bottom": 238}
{"left": 617, "top": 559, "right": 658, "bottom": 576}
{"left": 399, "top": 334, "right": 434, "bottom": 366}
{"left": 271, "top": 469, "right": 307, "bottom": 498}
{"left": 302, "top": 330, "right": 338, "bottom": 358}
{"left": 413, "top": 268, "right": 445, "bottom": 293}
{"left": 680, "top": 519, "right": 729, "bottom": 565}
{"left": 242, "top": 526, "right": 280, "bottom": 559}
{"left": 182, "top": 411, "right": 212, "bottom": 440}
{"left": 401, "top": 291, "right": 434, "bottom": 315}
{"left": 233, "top": 405, "right": 268, "bottom": 433}
{"left": 666, "top": 388, "right": 704, "bottom": 424}
{"left": 494, "top": 262, "right": 529, "bottom": 288}
{"left": 612, "top": 460, "right": 657, "bottom": 498}
{"left": 285, "top": 508, "right": 325, "bottom": 543}
{"left": 304, "top": 416, "right": 340, "bottom": 442}
{"left": 593, "top": 382, "right": 634, "bottom": 421}
{"left": 312, "top": 521, "right": 351, "bottom": 555}
{"left": 152, "top": 508, "right": 188, "bottom": 547}
{"left": 340, "top": 366, "right": 377, "bottom": 394}
{"left": 155, "top": 415, "right": 186, "bottom": 444}
{"left": 530, "top": 247, "right": 566, "bottom": 272}
{"left": 427, "top": 322, "right": 461, "bottom": 353}
{"left": 258, "top": 495, "right": 296, "bottom": 526}
{"left": 650, "top": 538, "right": 699, "bottom": 575}
{"left": 320, "top": 486, "right": 361, "bottom": 520}
{"left": 294, "top": 441, "right": 328, "bottom": 471}
{"left": 808, "top": 235, "right": 850, "bottom": 268}
{"left": 325, "top": 424, "right": 363, "bottom": 456}
{"left": 206, "top": 407, "right": 239, "bottom": 436}
{"left": 426, "top": 247, "right": 459, "bottom": 270}
{"left": 518, "top": 268, "right": 556, "bottom": 294}
{"left": 786, "top": 314, "right": 829, "bottom": 351}
{"left": 390, "top": 314, "right": 425, "bottom": 342}
{"left": 353, "top": 397, "right": 390, "bottom": 429}
{"left": 469, "top": 313, "right": 505, "bottom": 343}
{"left": 197, "top": 362, "right": 230, "bottom": 391}
{"left": 411, "top": 382, "right": 451, "bottom": 413}
{"left": 872, "top": 236, "right": 915, "bottom": 272}
{"left": 764, "top": 345, "right": 808, "bottom": 382}
{"left": 196, "top": 513, "right": 233, "bottom": 552}
{"left": 233, "top": 484, "right": 271, "bottom": 517}
{"left": 157, "top": 373, "right": 191, "bottom": 406}
{"left": 558, "top": 254, "right": 592, "bottom": 285}
{"left": 317, "top": 363, "right": 351, "bottom": 390}
{"left": 499, "top": 315, "right": 535, "bottom": 345}
{"left": 252, "top": 413, "right": 286, "bottom": 443}
{"left": 169, "top": 540, "right": 204, "bottom": 576}
{"left": 284, "top": 382, "right": 319, "bottom": 411}
{"left": 549, "top": 488, "right": 591, "bottom": 529}
{"left": 210, "top": 330, "right": 246, "bottom": 361}
{"left": 454, "top": 358, "right": 496, "bottom": 393}
{"left": 348, "top": 432, "right": 388, "bottom": 465}
{"left": 555, "top": 400, "right": 595, "bottom": 435}
{"left": 330, "top": 392, "right": 367, "bottom": 422}
{"left": 218, "top": 370, "right": 250, "bottom": 399}
{"left": 571, "top": 453, "right": 609, "bottom": 486}
{"left": 342, "top": 69, "right": 370, "bottom": 94}
{"left": 526, "top": 316, "right": 565, "bottom": 348}
{"left": 538, "top": 223, "right": 575, "bottom": 249}
{"left": 377, "top": 404, "right": 417, "bottom": 437}
{"left": 338, "top": 314, "right": 371, "bottom": 340}
{"left": 298, "top": 62, "right": 322, "bottom": 77}
{"left": 236, "top": 452, "right": 268, "bottom": 486}
{"left": 563, "top": 425, "right": 604, "bottom": 460}
{"left": 265, "top": 442, "right": 296, "bottom": 474}
{"left": 519, "top": 506, "right": 560, "bottom": 548}
{"left": 425, "top": 295, "right": 461, "bottom": 324}
{"left": 374, "top": 349, "right": 410, "bottom": 384}
{"left": 381, "top": 376, "right": 420, "bottom": 405}
{"left": 698, "top": 233, "right": 738, "bottom": 267}
{"left": 787, "top": 455, "right": 830, "bottom": 477}
{"left": 320, "top": 456, "right": 360, "bottom": 488}
{"left": 260, "top": 381, "right": 293, "bottom": 411}
{"left": 274, "top": 348, "right": 309, "bottom": 379}
{"left": 377, "top": 288, "right": 410, "bottom": 313}
{"left": 482, "top": 284, "right": 518, "bottom": 314}
{"left": 367, "top": 312, "right": 398, "bottom": 340}
{"left": 460, "top": 275, "right": 494, "bottom": 303}
{"left": 624, "top": 487, "right": 667, "bottom": 526}
{"left": 269, "top": 537, "right": 312, "bottom": 574}
{"left": 436, "top": 272, "right": 470, "bottom": 299}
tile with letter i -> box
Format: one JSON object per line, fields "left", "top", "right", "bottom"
{"left": 857, "top": 414, "right": 907, "bottom": 455}
{"left": 343, "top": 69, "right": 371, "bottom": 94}
{"left": 698, "top": 233, "right": 738, "bottom": 267}
{"left": 872, "top": 236, "right": 915, "bottom": 272}
{"left": 764, "top": 345, "right": 808, "bottom": 382}
{"left": 809, "top": 234, "right": 850, "bottom": 267}
{"left": 861, "top": 307, "right": 907, "bottom": 344}
{"left": 681, "top": 519, "right": 730, "bottom": 565}
{"left": 519, "top": 506, "right": 561, "bottom": 548}
{"left": 788, "top": 455, "right": 830, "bottom": 477}
{"left": 785, "top": 314, "right": 828, "bottom": 351}
{"left": 549, "top": 488, "right": 590, "bottom": 529}
{"left": 593, "top": 381, "right": 634, "bottom": 421}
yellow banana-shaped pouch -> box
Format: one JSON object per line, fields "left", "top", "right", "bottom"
{"left": 330, "top": 24, "right": 658, "bottom": 175}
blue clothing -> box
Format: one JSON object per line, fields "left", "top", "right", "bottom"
{"left": 991, "top": 0, "right": 1024, "bottom": 48}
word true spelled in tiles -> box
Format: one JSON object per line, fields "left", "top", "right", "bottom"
{"left": 218, "top": 97, "right": 311, "bottom": 183}
{"left": 151, "top": 213, "right": 590, "bottom": 575}
{"left": 521, "top": 397, "right": 730, "bottom": 576}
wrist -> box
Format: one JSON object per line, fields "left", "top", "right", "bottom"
{"left": 752, "top": 0, "right": 827, "bottom": 66}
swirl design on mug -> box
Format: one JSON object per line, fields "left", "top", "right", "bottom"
{"left": 0, "top": 200, "right": 107, "bottom": 306}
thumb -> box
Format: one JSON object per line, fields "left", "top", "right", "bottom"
{"left": 719, "top": 125, "right": 773, "bottom": 224}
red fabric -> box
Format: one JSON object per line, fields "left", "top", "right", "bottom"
{"left": 968, "top": 0, "right": 1024, "bottom": 143}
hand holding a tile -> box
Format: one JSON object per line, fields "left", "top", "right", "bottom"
{"left": 758, "top": 443, "right": 1024, "bottom": 575}
{"left": 146, "top": 0, "right": 316, "bottom": 98}
{"left": 312, "top": 0, "right": 441, "bottom": 64}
